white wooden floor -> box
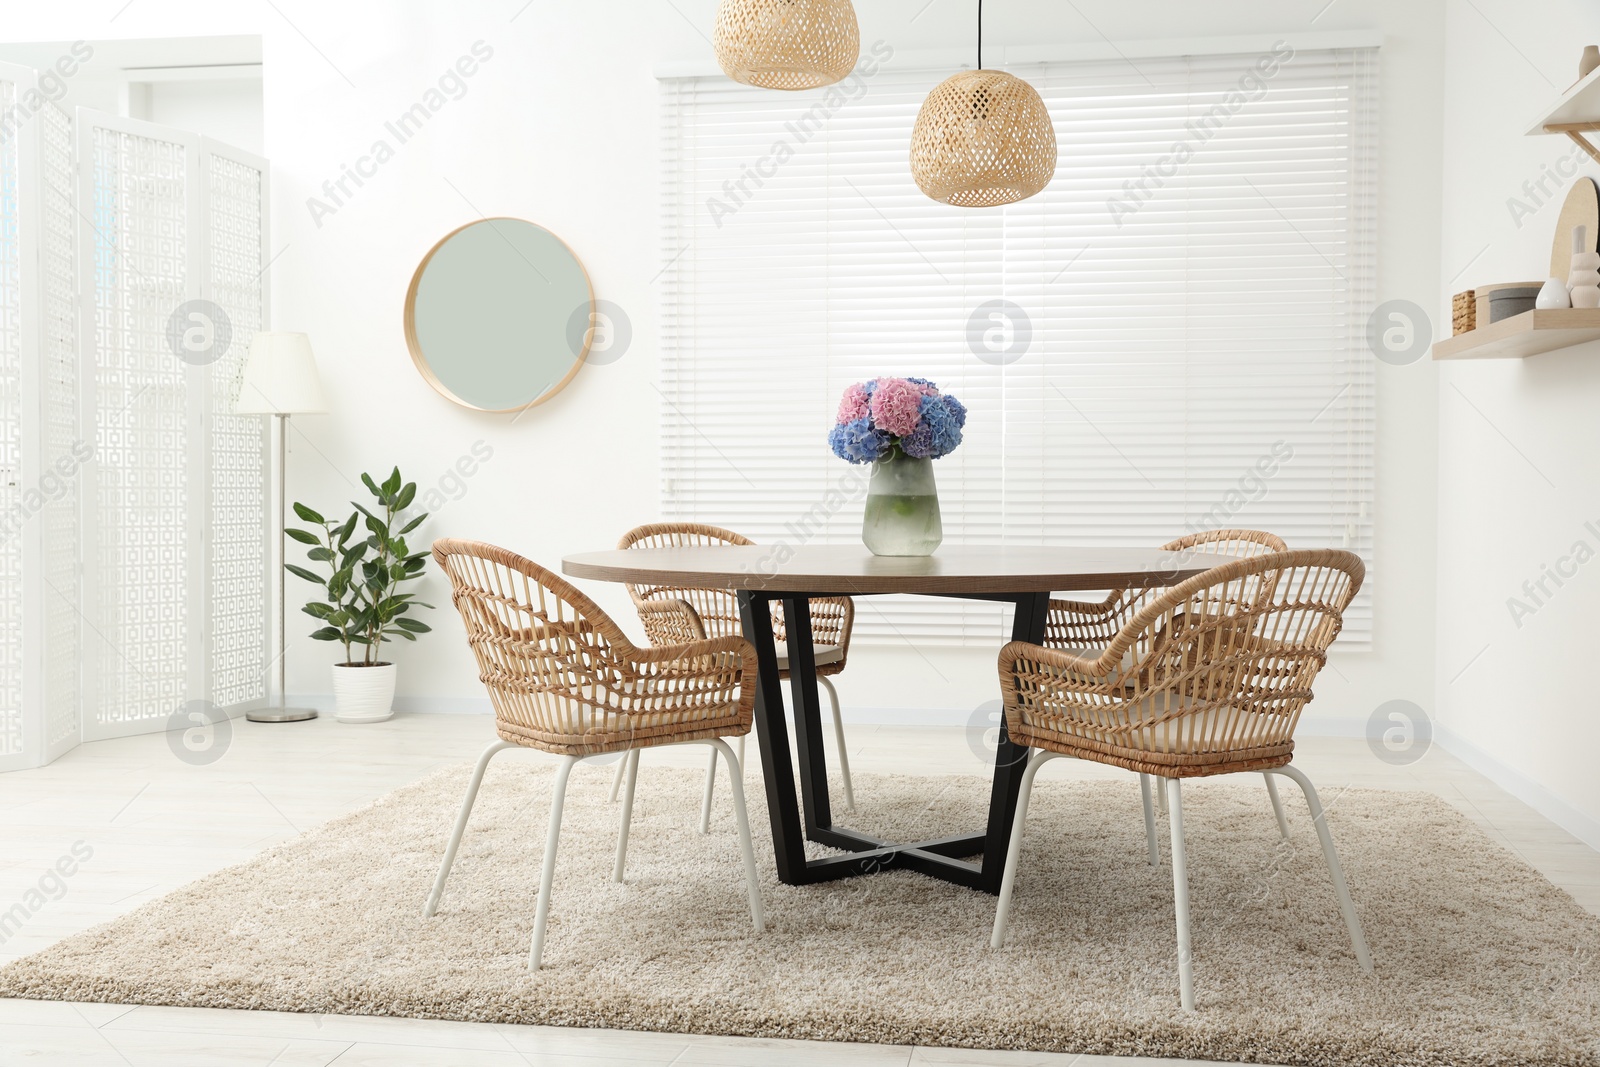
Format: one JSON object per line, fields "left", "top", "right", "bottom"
{"left": 1, "top": 714, "right": 1596, "bottom": 1066}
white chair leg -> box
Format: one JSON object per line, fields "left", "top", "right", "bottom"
{"left": 1267, "top": 764, "right": 1373, "bottom": 973}
{"left": 1166, "top": 777, "right": 1195, "bottom": 1011}
{"left": 698, "top": 745, "right": 719, "bottom": 834}
{"left": 705, "top": 737, "right": 766, "bottom": 933}
{"left": 736, "top": 734, "right": 746, "bottom": 775}
{"left": 612, "top": 749, "right": 641, "bottom": 883}
{"left": 820, "top": 675, "right": 854, "bottom": 812}
{"left": 991, "top": 749, "right": 1064, "bottom": 949}
{"left": 1157, "top": 779, "right": 1168, "bottom": 817}
{"left": 1264, "top": 772, "right": 1290, "bottom": 839}
{"left": 529, "top": 754, "right": 580, "bottom": 971}
{"left": 423, "top": 739, "right": 514, "bottom": 917}
{"left": 1139, "top": 773, "right": 1160, "bottom": 866}
{"left": 609, "top": 756, "right": 626, "bottom": 803}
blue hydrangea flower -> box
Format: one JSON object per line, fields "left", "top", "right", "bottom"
{"left": 829, "top": 417, "right": 892, "bottom": 464}
{"left": 941, "top": 393, "right": 967, "bottom": 430}
{"left": 901, "top": 394, "right": 963, "bottom": 459}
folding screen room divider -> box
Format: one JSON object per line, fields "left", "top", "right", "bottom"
{"left": 0, "top": 61, "right": 271, "bottom": 770}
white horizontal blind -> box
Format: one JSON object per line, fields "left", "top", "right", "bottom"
{"left": 661, "top": 46, "right": 1376, "bottom": 647}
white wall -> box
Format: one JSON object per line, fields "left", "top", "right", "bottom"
{"left": 1435, "top": 0, "right": 1600, "bottom": 846}
{"left": 146, "top": 79, "right": 263, "bottom": 156}
{"left": 0, "top": 1, "right": 1445, "bottom": 739}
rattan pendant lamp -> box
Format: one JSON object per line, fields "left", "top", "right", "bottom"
{"left": 714, "top": 0, "right": 860, "bottom": 90}
{"left": 910, "top": 0, "right": 1057, "bottom": 206}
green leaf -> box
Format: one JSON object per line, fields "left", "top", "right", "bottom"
{"left": 285, "top": 564, "right": 325, "bottom": 586}
{"left": 395, "top": 618, "right": 431, "bottom": 633}
{"left": 403, "top": 556, "right": 427, "bottom": 573}
{"left": 307, "top": 547, "right": 334, "bottom": 563}
{"left": 285, "top": 527, "right": 320, "bottom": 545}
{"left": 309, "top": 627, "right": 342, "bottom": 641}
{"left": 361, "top": 472, "right": 380, "bottom": 498}
{"left": 397, "top": 513, "right": 427, "bottom": 535}
{"left": 302, "top": 602, "right": 335, "bottom": 619}
{"left": 394, "top": 483, "right": 416, "bottom": 511}
{"left": 338, "top": 513, "right": 359, "bottom": 544}
{"left": 292, "top": 502, "right": 325, "bottom": 524}
{"left": 382, "top": 467, "right": 402, "bottom": 497}
{"left": 391, "top": 629, "right": 417, "bottom": 641}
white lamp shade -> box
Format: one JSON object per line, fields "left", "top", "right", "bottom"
{"left": 235, "top": 332, "right": 327, "bottom": 415}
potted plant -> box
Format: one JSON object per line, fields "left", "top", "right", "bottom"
{"left": 285, "top": 468, "right": 432, "bottom": 723}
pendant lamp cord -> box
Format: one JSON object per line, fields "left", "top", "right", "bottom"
{"left": 977, "top": 0, "right": 984, "bottom": 69}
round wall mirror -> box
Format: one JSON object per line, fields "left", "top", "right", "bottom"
{"left": 404, "top": 217, "right": 594, "bottom": 412}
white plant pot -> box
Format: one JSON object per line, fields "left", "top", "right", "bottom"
{"left": 332, "top": 662, "right": 397, "bottom": 723}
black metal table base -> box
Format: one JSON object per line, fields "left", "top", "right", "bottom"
{"left": 738, "top": 589, "right": 1049, "bottom": 894}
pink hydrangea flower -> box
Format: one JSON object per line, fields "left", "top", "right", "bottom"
{"left": 869, "top": 377, "right": 924, "bottom": 437}
{"left": 836, "top": 382, "right": 871, "bottom": 424}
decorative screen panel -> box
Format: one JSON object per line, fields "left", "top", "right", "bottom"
{"left": 0, "top": 76, "right": 22, "bottom": 759}
{"left": 204, "top": 148, "right": 267, "bottom": 711}
{"left": 81, "top": 118, "right": 194, "bottom": 736}
{"left": 72, "top": 111, "right": 270, "bottom": 743}
{"left": 39, "top": 99, "right": 78, "bottom": 754}
{"left": 0, "top": 94, "right": 263, "bottom": 766}
{"left": 0, "top": 76, "right": 83, "bottom": 769}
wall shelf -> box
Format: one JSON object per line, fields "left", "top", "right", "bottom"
{"left": 1526, "top": 66, "right": 1600, "bottom": 164}
{"left": 1432, "top": 308, "right": 1600, "bottom": 360}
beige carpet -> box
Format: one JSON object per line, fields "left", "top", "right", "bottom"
{"left": 3, "top": 758, "right": 1598, "bottom": 1066}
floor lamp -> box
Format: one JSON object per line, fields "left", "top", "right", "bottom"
{"left": 235, "top": 332, "right": 327, "bottom": 723}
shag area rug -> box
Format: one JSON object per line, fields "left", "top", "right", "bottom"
{"left": 2, "top": 759, "right": 1597, "bottom": 1066}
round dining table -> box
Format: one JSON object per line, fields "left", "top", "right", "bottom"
{"left": 561, "top": 544, "right": 1219, "bottom": 895}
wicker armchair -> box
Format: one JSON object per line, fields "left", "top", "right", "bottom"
{"left": 1046, "top": 529, "right": 1287, "bottom": 650}
{"left": 1048, "top": 529, "right": 1294, "bottom": 842}
{"left": 990, "top": 549, "right": 1372, "bottom": 1010}
{"left": 422, "top": 539, "right": 765, "bottom": 970}
{"left": 617, "top": 522, "right": 858, "bottom": 824}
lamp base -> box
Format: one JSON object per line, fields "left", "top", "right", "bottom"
{"left": 246, "top": 706, "right": 319, "bottom": 723}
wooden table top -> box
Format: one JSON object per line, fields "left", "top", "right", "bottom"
{"left": 561, "top": 544, "right": 1221, "bottom": 595}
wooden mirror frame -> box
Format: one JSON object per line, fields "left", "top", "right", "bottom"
{"left": 403, "top": 217, "right": 596, "bottom": 413}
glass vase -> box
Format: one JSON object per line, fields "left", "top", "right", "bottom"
{"left": 862, "top": 447, "right": 943, "bottom": 556}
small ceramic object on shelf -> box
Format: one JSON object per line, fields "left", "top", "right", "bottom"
{"left": 1570, "top": 225, "right": 1600, "bottom": 308}
{"left": 1582, "top": 45, "right": 1600, "bottom": 80}
{"left": 1549, "top": 178, "right": 1600, "bottom": 279}
{"left": 1537, "top": 276, "right": 1572, "bottom": 309}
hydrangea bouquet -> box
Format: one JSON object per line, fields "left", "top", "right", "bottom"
{"left": 828, "top": 377, "right": 966, "bottom": 463}
{"left": 830, "top": 377, "right": 964, "bottom": 556}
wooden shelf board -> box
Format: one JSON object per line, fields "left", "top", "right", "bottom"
{"left": 1432, "top": 308, "right": 1600, "bottom": 360}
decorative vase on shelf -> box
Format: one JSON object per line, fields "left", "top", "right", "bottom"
{"left": 1570, "top": 224, "right": 1600, "bottom": 308}
{"left": 1537, "top": 276, "right": 1572, "bottom": 309}
{"left": 829, "top": 376, "right": 965, "bottom": 558}
{"left": 862, "top": 446, "right": 943, "bottom": 557}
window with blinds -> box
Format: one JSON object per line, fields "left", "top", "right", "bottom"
{"left": 660, "top": 45, "right": 1377, "bottom": 648}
